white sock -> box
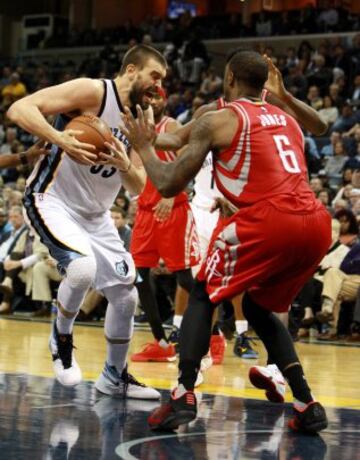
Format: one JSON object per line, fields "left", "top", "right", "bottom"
{"left": 106, "top": 341, "right": 129, "bottom": 374}
{"left": 235, "top": 320, "right": 248, "bottom": 336}
{"left": 173, "top": 315, "right": 183, "bottom": 329}
{"left": 159, "top": 338, "right": 170, "bottom": 349}
{"left": 174, "top": 384, "right": 188, "bottom": 398}
{"left": 304, "top": 307, "right": 313, "bottom": 319}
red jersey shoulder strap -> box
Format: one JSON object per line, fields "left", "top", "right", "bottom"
{"left": 156, "top": 116, "right": 175, "bottom": 134}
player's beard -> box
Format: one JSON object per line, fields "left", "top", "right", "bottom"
{"left": 129, "top": 79, "right": 152, "bottom": 112}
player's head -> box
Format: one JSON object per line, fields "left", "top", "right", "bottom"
{"left": 224, "top": 49, "right": 268, "bottom": 101}
{"left": 119, "top": 45, "right": 167, "bottom": 110}
{"left": 150, "top": 87, "right": 167, "bottom": 119}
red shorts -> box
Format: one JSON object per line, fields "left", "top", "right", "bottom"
{"left": 198, "top": 201, "right": 331, "bottom": 312}
{"left": 131, "top": 202, "right": 200, "bottom": 272}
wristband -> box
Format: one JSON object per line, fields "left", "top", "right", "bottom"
{"left": 19, "top": 152, "right": 29, "bottom": 166}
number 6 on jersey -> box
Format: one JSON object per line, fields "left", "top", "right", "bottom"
{"left": 273, "top": 135, "right": 301, "bottom": 174}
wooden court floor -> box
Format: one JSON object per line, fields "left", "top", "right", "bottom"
{"left": 0, "top": 317, "right": 359, "bottom": 460}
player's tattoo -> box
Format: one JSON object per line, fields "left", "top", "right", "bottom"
{"left": 129, "top": 114, "right": 213, "bottom": 197}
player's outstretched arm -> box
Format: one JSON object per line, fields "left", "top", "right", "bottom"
{"left": 264, "top": 57, "right": 328, "bottom": 136}
{"left": 122, "top": 105, "right": 213, "bottom": 197}
{"left": 0, "top": 140, "right": 48, "bottom": 169}
{"left": 154, "top": 101, "right": 218, "bottom": 151}
{"left": 7, "top": 78, "right": 103, "bottom": 165}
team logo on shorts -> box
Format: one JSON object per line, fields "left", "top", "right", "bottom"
{"left": 115, "top": 260, "right": 129, "bottom": 277}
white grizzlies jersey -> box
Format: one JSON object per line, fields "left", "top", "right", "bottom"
{"left": 26, "top": 79, "right": 129, "bottom": 216}
{"left": 192, "top": 152, "right": 223, "bottom": 209}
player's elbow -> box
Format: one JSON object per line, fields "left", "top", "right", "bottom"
{"left": 158, "top": 182, "right": 177, "bottom": 198}
{"left": 313, "top": 118, "right": 328, "bottom": 136}
{"left": 7, "top": 99, "right": 24, "bottom": 124}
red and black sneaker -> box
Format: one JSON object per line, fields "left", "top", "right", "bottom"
{"left": 148, "top": 387, "right": 197, "bottom": 431}
{"left": 288, "top": 401, "right": 328, "bottom": 434}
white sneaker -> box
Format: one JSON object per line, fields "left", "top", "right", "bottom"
{"left": 49, "top": 321, "right": 82, "bottom": 386}
{"left": 200, "top": 355, "right": 213, "bottom": 372}
{"left": 194, "top": 370, "right": 204, "bottom": 387}
{"left": 95, "top": 363, "right": 160, "bottom": 400}
{"left": 249, "top": 364, "right": 286, "bottom": 403}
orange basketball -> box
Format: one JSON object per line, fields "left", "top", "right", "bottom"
{"left": 65, "top": 114, "right": 113, "bottom": 157}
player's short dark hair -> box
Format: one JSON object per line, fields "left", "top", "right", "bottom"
{"left": 119, "top": 45, "right": 167, "bottom": 75}
{"left": 226, "top": 49, "right": 268, "bottom": 92}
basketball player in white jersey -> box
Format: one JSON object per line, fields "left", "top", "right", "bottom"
{"left": 7, "top": 45, "right": 167, "bottom": 399}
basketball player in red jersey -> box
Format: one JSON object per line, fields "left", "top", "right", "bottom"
{"left": 123, "top": 49, "right": 331, "bottom": 434}
{"left": 130, "top": 87, "right": 199, "bottom": 362}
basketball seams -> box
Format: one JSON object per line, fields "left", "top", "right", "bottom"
{"left": 66, "top": 118, "right": 110, "bottom": 144}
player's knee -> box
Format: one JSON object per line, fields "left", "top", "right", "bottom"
{"left": 176, "top": 269, "right": 194, "bottom": 293}
{"left": 66, "top": 256, "right": 97, "bottom": 290}
{"left": 112, "top": 285, "right": 138, "bottom": 321}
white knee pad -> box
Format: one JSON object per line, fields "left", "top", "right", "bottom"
{"left": 104, "top": 285, "right": 138, "bottom": 339}
{"left": 66, "top": 256, "right": 97, "bottom": 290}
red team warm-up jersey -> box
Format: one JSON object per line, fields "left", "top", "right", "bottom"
{"left": 137, "top": 116, "right": 188, "bottom": 209}
{"left": 213, "top": 98, "right": 322, "bottom": 213}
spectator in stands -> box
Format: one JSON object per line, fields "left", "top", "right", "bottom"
{"left": 111, "top": 205, "right": 131, "bottom": 251}
{"left": 324, "top": 140, "right": 349, "bottom": 176}
{"left": 332, "top": 183, "right": 353, "bottom": 207}
{"left": 0, "top": 208, "right": 12, "bottom": 244}
{"left": 318, "top": 189, "right": 332, "bottom": 210}
{"left": 319, "top": 95, "right": 339, "bottom": 125}
{"left": 317, "top": 238, "right": 360, "bottom": 340}
{"left": 335, "top": 208, "right": 359, "bottom": 246}
{"left": 176, "top": 29, "right": 209, "bottom": 84}
{"left": 348, "top": 287, "right": 360, "bottom": 341}
{"left": 331, "top": 102, "right": 359, "bottom": 133}
{"left": 115, "top": 192, "right": 130, "bottom": 212}
{"left": 306, "top": 85, "right": 323, "bottom": 110}
{"left": 307, "top": 54, "right": 333, "bottom": 92}
{"left": 317, "top": 5, "right": 339, "bottom": 32}
{"left": 350, "top": 74, "right": 360, "bottom": 102}
{"left": 0, "top": 127, "right": 17, "bottom": 155}
{"left": 1, "top": 73, "right": 27, "bottom": 108}
{"left": 255, "top": 11, "right": 272, "bottom": 37}
{"left": 329, "top": 83, "right": 344, "bottom": 108}
{"left": 309, "top": 177, "right": 323, "bottom": 194}
{"left": 200, "top": 68, "right": 222, "bottom": 97}
{"left": 333, "top": 198, "right": 348, "bottom": 213}
{"left": 177, "top": 92, "right": 205, "bottom": 124}
{"left": 31, "top": 253, "right": 62, "bottom": 317}
{"left": 284, "top": 63, "right": 307, "bottom": 100}
{"left": 333, "top": 44, "right": 352, "bottom": 76}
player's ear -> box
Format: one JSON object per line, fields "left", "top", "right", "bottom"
{"left": 126, "top": 64, "right": 138, "bottom": 81}
{"left": 228, "top": 70, "right": 235, "bottom": 88}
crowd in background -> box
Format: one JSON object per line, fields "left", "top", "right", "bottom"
{"left": 1, "top": 11, "right": 360, "bottom": 343}
{"left": 40, "top": 6, "right": 360, "bottom": 49}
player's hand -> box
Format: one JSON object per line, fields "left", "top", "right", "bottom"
{"left": 45, "top": 257, "right": 57, "bottom": 268}
{"left": 4, "top": 259, "right": 22, "bottom": 271}
{"left": 153, "top": 197, "right": 175, "bottom": 222}
{"left": 25, "top": 140, "right": 49, "bottom": 163}
{"left": 57, "top": 129, "right": 98, "bottom": 166}
{"left": 98, "top": 136, "right": 131, "bottom": 172}
{"left": 121, "top": 105, "right": 157, "bottom": 152}
{"left": 263, "top": 55, "right": 288, "bottom": 101}
{"left": 211, "top": 197, "right": 238, "bottom": 218}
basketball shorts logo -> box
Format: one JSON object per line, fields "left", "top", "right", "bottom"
{"left": 205, "top": 249, "right": 222, "bottom": 280}
{"left": 115, "top": 260, "right": 129, "bottom": 277}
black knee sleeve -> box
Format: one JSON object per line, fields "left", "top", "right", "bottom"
{"left": 175, "top": 269, "right": 194, "bottom": 293}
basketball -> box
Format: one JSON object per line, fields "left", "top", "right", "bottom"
{"left": 65, "top": 114, "right": 113, "bottom": 157}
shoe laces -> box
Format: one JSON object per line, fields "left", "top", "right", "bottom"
{"left": 121, "top": 366, "right": 146, "bottom": 399}
{"left": 56, "top": 334, "right": 75, "bottom": 370}
{"left": 240, "top": 335, "right": 256, "bottom": 350}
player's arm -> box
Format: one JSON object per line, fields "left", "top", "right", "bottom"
{"left": 0, "top": 140, "right": 47, "bottom": 169}
{"left": 122, "top": 106, "right": 217, "bottom": 197}
{"left": 264, "top": 57, "right": 328, "bottom": 136}
{"left": 98, "top": 137, "right": 145, "bottom": 196}
{"left": 7, "top": 78, "right": 103, "bottom": 164}
{"left": 154, "top": 102, "right": 218, "bottom": 151}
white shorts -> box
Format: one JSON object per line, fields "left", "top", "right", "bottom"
{"left": 190, "top": 202, "right": 219, "bottom": 261}
{"left": 24, "top": 192, "right": 136, "bottom": 290}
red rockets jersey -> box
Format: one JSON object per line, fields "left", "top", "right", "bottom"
{"left": 137, "top": 116, "right": 188, "bottom": 209}
{"left": 212, "top": 98, "right": 321, "bottom": 213}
